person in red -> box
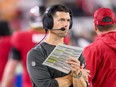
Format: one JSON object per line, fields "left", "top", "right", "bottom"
{"left": 0, "top": 21, "right": 12, "bottom": 86}
{"left": 83, "top": 8, "right": 116, "bottom": 87}
{"left": 1, "top": 5, "right": 71, "bottom": 87}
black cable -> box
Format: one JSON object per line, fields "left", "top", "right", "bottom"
{"left": 38, "top": 29, "right": 48, "bottom": 44}
{"left": 34, "top": 29, "right": 48, "bottom": 47}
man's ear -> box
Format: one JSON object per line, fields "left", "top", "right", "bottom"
{"left": 94, "top": 25, "right": 97, "bottom": 32}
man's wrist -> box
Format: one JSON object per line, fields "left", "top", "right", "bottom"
{"left": 73, "top": 71, "right": 82, "bottom": 78}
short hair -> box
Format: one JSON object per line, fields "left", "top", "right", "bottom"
{"left": 45, "top": 4, "right": 71, "bottom": 17}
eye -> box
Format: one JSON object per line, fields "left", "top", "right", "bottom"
{"left": 67, "top": 19, "right": 70, "bottom": 22}
{"left": 59, "top": 19, "right": 65, "bottom": 22}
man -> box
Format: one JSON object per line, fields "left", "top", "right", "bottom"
{"left": 1, "top": 5, "right": 71, "bottom": 87}
{"left": 83, "top": 8, "right": 116, "bottom": 87}
{"left": 1, "top": 5, "right": 46, "bottom": 87}
{"left": 27, "top": 4, "right": 90, "bottom": 87}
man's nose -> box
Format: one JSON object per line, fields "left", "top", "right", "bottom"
{"left": 63, "top": 21, "right": 69, "bottom": 28}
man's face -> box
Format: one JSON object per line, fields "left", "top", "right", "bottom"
{"left": 50, "top": 11, "right": 71, "bottom": 37}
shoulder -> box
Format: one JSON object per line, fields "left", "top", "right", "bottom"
{"left": 84, "top": 39, "right": 104, "bottom": 52}
{"left": 26, "top": 44, "right": 47, "bottom": 70}
{"left": 27, "top": 44, "right": 45, "bottom": 61}
{"left": 83, "top": 39, "right": 105, "bottom": 60}
{"left": 27, "top": 45, "right": 42, "bottom": 57}
{"left": 12, "top": 31, "right": 33, "bottom": 43}
{"left": 0, "top": 36, "right": 11, "bottom": 42}
{"left": 12, "top": 31, "right": 30, "bottom": 38}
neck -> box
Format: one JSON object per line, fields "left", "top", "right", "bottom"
{"left": 44, "top": 33, "right": 64, "bottom": 46}
{"left": 97, "top": 29, "right": 116, "bottom": 35}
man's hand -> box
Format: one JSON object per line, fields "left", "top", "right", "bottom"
{"left": 66, "top": 57, "right": 81, "bottom": 77}
{"left": 66, "top": 57, "right": 90, "bottom": 87}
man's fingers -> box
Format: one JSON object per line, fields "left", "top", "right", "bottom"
{"left": 66, "top": 61, "right": 80, "bottom": 67}
{"left": 67, "top": 57, "right": 80, "bottom": 63}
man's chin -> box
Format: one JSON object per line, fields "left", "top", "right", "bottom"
{"left": 60, "top": 35, "right": 67, "bottom": 37}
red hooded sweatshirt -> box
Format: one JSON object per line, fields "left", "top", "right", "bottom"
{"left": 83, "top": 32, "right": 116, "bottom": 87}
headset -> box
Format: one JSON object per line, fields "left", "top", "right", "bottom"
{"left": 42, "top": 4, "right": 73, "bottom": 31}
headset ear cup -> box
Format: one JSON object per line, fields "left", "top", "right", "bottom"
{"left": 69, "top": 9, "right": 73, "bottom": 29}
{"left": 69, "top": 18, "right": 73, "bottom": 29}
{"left": 42, "top": 14, "right": 53, "bottom": 30}
{"left": 42, "top": 14, "right": 48, "bottom": 29}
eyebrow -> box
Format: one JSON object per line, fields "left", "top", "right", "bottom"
{"left": 59, "top": 18, "right": 70, "bottom": 21}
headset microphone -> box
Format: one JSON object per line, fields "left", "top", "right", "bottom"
{"left": 53, "top": 27, "right": 65, "bottom": 31}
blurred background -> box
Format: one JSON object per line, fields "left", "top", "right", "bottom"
{"left": 0, "top": 0, "right": 116, "bottom": 87}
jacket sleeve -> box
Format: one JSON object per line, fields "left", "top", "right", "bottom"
{"left": 26, "top": 48, "right": 59, "bottom": 87}
{"left": 83, "top": 46, "right": 101, "bottom": 83}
